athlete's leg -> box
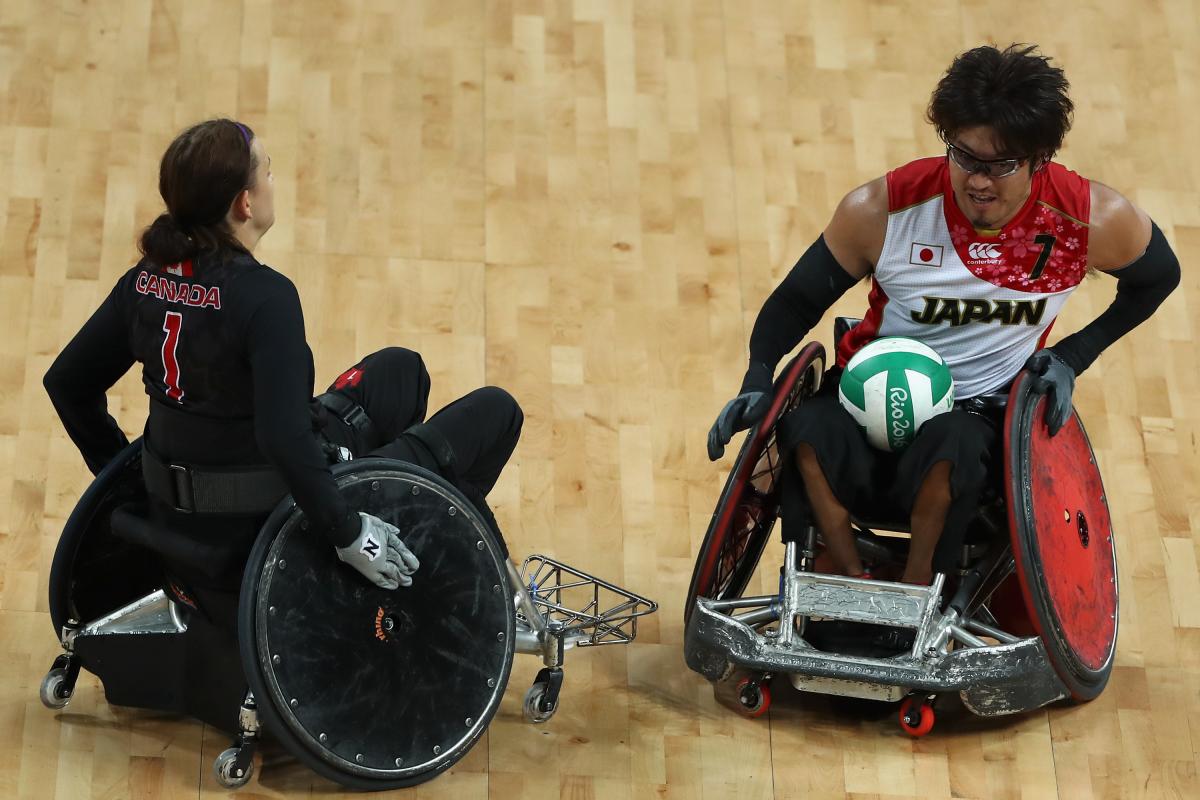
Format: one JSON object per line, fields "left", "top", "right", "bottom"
{"left": 796, "top": 443, "right": 864, "bottom": 576}
{"left": 410, "top": 386, "right": 524, "bottom": 497}
{"left": 895, "top": 410, "right": 997, "bottom": 584}
{"left": 903, "top": 460, "right": 952, "bottom": 585}
{"left": 325, "top": 348, "right": 432, "bottom": 448}
{"left": 777, "top": 392, "right": 876, "bottom": 576}
{"left": 370, "top": 387, "right": 522, "bottom": 555}
{"left": 367, "top": 387, "right": 522, "bottom": 487}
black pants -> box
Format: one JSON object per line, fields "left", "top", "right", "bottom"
{"left": 171, "top": 347, "right": 521, "bottom": 626}
{"left": 776, "top": 377, "right": 997, "bottom": 572}
{"left": 316, "top": 347, "right": 523, "bottom": 550}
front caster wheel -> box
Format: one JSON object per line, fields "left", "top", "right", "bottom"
{"left": 522, "top": 666, "right": 564, "bottom": 724}
{"left": 213, "top": 747, "right": 254, "bottom": 789}
{"left": 736, "top": 678, "right": 771, "bottom": 718}
{"left": 523, "top": 682, "right": 557, "bottom": 723}
{"left": 898, "top": 696, "right": 935, "bottom": 737}
{"left": 40, "top": 668, "right": 72, "bottom": 710}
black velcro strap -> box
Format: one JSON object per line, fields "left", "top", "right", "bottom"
{"left": 315, "top": 392, "right": 378, "bottom": 445}
{"left": 141, "top": 443, "right": 287, "bottom": 515}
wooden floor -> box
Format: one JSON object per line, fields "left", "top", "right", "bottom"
{"left": 2, "top": 0, "right": 1198, "bottom": 797}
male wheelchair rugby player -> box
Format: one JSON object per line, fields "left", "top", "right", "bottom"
{"left": 687, "top": 45, "right": 1179, "bottom": 735}
{"left": 685, "top": 321, "right": 1118, "bottom": 736}
{"left": 41, "top": 442, "right": 657, "bottom": 790}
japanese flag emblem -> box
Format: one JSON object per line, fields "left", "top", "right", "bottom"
{"left": 909, "top": 243, "right": 943, "bottom": 267}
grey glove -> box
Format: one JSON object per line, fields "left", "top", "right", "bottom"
{"left": 1025, "top": 349, "right": 1075, "bottom": 436}
{"left": 336, "top": 512, "right": 420, "bottom": 590}
{"left": 707, "top": 362, "right": 774, "bottom": 461}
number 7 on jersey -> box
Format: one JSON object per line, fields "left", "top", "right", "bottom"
{"left": 162, "top": 311, "right": 184, "bottom": 401}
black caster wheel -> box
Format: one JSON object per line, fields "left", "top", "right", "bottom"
{"left": 40, "top": 667, "right": 73, "bottom": 710}
{"left": 213, "top": 747, "right": 254, "bottom": 789}
{"left": 523, "top": 683, "right": 556, "bottom": 723}
{"left": 522, "top": 667, "right": 564, "bottom": 724}
{"left": 39, "top": 654, "right": 80, "bottom": 710}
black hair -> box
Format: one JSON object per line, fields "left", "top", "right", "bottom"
{"left": 138, "top": 118, "right": 258, "bottom": 265}
{"left": 927, "top": 44, "right": 1073, "bottom": 165}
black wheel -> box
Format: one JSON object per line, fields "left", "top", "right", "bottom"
{"left": 48, "top": 439, "right": 153, "bottom": 638}
{"left": 685, "top": 344, "right": 825, "bottom": 625}
{"left": 238, "top": 459, "right": 514, "bottom": 791}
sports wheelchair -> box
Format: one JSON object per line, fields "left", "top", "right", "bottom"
{"left": 685, "top": 320, "right": 1117, "bottom": 736}
{"left": 40, "top": 444, "right": 657, "bottom": 790}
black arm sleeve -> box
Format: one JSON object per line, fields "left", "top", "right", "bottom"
{"left": 44, "top": 280, "right": 135, "bottom": 475}
{"left": 1051, "top": 221, "right": 1181, "bottom": 375}
{"left": 744, "top": 235, "right": 860, "bottom": 389}
{"left": 244, "top": 279, "right": 361, "bottom": 547}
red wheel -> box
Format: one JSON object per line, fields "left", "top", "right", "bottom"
{"left": 736, "top": 678, "right": 771, "bottom": 718}
{"left": 1004, "top": 370, "right": 1117, "bottom": 702}
{"left": 898, "top": 697, "right": 935, "bottom": 737}
{"left": 685, "top": 344, "right": 826, "bottom": 626}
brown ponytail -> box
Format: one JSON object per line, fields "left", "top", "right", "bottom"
{"left": 138, "top": 119, "right": 258, "bottom": 265}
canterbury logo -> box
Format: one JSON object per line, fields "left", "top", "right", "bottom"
{"left": 967, "top": 243, "right": 1002, "bottom": 259}
{"left": 360, "top": 533, "right": 381, "bottom": 561}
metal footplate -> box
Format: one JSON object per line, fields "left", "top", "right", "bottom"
{"left": 685, "top": 542, "right": 1068, "bottom": 715}
{"left": 511, "top": 554, "right": 658, "bottom": 723}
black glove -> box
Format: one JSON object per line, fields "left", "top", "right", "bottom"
{"left": 1024, "top": 349, "right": 1075, "bottom": 436}
{"left": 707, "top": 362, "right": 774, "bottom": 461}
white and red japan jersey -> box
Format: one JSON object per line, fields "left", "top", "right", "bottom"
{"left": 837, "top": 157, "right": 1091, "bottom": 398}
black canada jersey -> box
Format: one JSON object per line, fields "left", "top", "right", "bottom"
{"left": 122, "top": 254, "right": 313, "bottom": 417}
{"left": 45, "top": 250, "right": 359, "bottom": 546}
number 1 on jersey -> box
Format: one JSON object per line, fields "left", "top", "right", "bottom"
{"left": 162, "top": 311, "right": 184, "bottom": 402}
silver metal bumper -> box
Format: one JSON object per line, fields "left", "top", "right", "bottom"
{"left": 684, "top": 544, "right": 1068, "bottom": 716}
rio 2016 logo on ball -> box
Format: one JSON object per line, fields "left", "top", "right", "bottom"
{"left": 838, "top": 337, "right": 954, "bottom": 452}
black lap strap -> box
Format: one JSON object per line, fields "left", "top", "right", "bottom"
{"left": 142, "top": 442, "right": 287, "bottom": 515}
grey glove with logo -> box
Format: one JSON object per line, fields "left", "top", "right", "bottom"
{"left": 336, "top": 512, "right": 420, "bottom": 590}
{"left": 1025, "top": 348, "right": 1075, "bottom": 436}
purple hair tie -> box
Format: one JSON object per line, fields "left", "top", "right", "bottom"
{"left": 234, "top": 122, "right": 252, "bottom": 147}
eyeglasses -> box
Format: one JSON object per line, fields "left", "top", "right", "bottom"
{"left": 946, "top": 142, "right": 1025, "bottom": 179}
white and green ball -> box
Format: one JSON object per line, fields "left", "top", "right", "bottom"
{"left": 838, "top": 337, "right": 954, "bottom": 452}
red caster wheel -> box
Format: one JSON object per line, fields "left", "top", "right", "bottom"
{"left": 736, "top": 678, "right": 771, "bottom": 718}
{"left": 898, "top": 696, "right": 935, "bottom": 737}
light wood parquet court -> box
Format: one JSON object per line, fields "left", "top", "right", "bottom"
{"left": 2, "top": 1, "right": 1197, "bottom": 797}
